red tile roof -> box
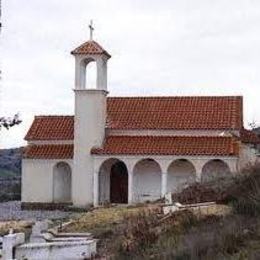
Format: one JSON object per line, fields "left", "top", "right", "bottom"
{"left": 240, "top": 128, "right": 260, "bottom": 144}
{"left": 91, "top": 136, "right": 239, "bottom": 156}
{"left": 71, "top": 40, "right": 111, "bottom": 57}
{"left": 107, "top": 96, "right": 243, "bottom": 130}
{"left": 24, "top": 145, "right": 73, "bottom": 159}
{"left": 25, "top": 116, "right": 74, "bottom": 141}
{"left": 25, "top": 96, "right": 243, "bottom": 141}
{"left": 23, "top": 136, "right": 238, "bottom": 159}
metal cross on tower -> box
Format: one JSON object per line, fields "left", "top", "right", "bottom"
{"left": 89, "top": 20, "right": 94, "bottom": 40}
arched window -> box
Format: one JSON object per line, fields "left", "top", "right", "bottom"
{"left": 53, "top": 162, "right": 72, "bottom": 202}
{"left": 167, "top": 159, "right": 196, "bottom": 193}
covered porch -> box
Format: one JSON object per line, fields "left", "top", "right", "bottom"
{"left": 93, "top": 155, "right": 238, "bottom": 206}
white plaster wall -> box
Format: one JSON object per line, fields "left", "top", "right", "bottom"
{"left": 94, "top": 155, "right": 238, "bottom": 179}
{"left": 133, "top": 160, "right": 161, "bottom": 203}
{"left": 22, "top": 159, "right": 73, "bottom": 203}
{"left": 53, "top": 162, "right": 72, "bottom": 202}
{"left": 99, "top": 160, "right": 113, "bottom": 204}
{"left": 167, "top": 160, "right": 196, "bottom": 193}
{"left": 15, "top": 240, "right": 96, "bottom": 260}
{"left": 201, "top": 160, "right": 231, "bottom": 182}
{"left": 73, "top": 89, "right": 107, "bottom": 206}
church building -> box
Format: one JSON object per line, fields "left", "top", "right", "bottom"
{"left": 22, "top": 28, "right": 260, "bottom": 208}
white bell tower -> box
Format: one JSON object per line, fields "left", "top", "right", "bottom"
{"left": 72, "top": 21, "right": 111, "bottom": 91}
{"left": 71, "top": 22, "right": 111, "bottom": 206}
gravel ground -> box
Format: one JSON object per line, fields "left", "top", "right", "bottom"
{"left": 0, "top": 201, "right": 79, "bottom": 221}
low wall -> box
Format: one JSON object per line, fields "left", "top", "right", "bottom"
{"left": 15, "top": 240, "right": 97, "bottom": 260}
{"left": 1, "top": 230, "right": 97, "bottom": 260}
{"left": 21, "top": 202, "right": 72, "bottom": 211}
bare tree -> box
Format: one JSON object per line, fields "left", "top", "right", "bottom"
{"left": 0, "top": 114, "right": 22, "bottom": 130}
{"left": 249, "top": 120, "right": 258, "bottom": 130}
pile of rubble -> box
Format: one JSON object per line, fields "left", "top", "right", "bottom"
{"left": 171, "top": 180, "right": 233, "bottom": 204}
{"left": 162, "top": 193, "right": 231, "bottom": 217}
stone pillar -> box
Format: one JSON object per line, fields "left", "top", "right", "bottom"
{"left": 128, "top": 171, "right": 133, "bottom": 204}
{"left": 161, "top": 172, "right": 167, "bottom": 197}
{"left": 93, "top": 170, "right": 99, "bottom": 207}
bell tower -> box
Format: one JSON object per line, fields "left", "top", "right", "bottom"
{"left": 71, "top": 21, "right": 111, "bottom": 90}
{"left": 71, "top": 22, "right": 111, "bottom": 206}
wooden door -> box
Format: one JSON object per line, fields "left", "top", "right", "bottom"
{"left": 110, "top": 162, "right": 128, "bottom": 203}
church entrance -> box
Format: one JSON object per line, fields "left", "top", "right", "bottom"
{"left": 110, "top": 161, "right": 128, "bottom": 203}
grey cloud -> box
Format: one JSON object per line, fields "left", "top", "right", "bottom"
{"left": 1, "top": 0, "right": 260, "bottom": 147}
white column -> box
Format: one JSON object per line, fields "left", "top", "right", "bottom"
{"left": 128, "top": 171, "right": 133, "bottom": 204}
{"left": 93, "top": 171, "right": 99, "bottom": 207}
{"left": 195, "top": 161, "right": 204, "bottom": 182}
{"left": 97, "top": 57, "right": 108, "bottom": 91}
{"left": 161, "top": 172, "right": 167, "bottom": 197}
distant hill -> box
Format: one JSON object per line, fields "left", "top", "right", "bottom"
{"left": 0, "top": 147, "right": 22, "bottom": 178}
{"left": 0, "top": 148, "right": 22, "bottom": 201}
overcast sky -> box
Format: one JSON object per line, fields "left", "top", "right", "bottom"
{"left": 1, "top": 0, "right": 260, "bottom": 148}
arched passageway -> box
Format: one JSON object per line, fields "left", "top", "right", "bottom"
{"left": 99, "top": 158, "right": 128, "bottom": 204}
{"left": 201, "top": 159, "right": 231, "bottom": 182}
{"left": 167, "top": 159, "right": 196, "bottom": 193}
{"left": 53, "top": 162, "right": 72, "bottom": 202}
{"left": 133, "top": 159, "right": 161, "bottom": 203}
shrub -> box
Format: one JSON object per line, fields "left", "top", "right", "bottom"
{"left": 119, "top": 209, "right": 159, "bottom": 257}
{"left": 230, "top": 163, "right": 260, "bottom": 216}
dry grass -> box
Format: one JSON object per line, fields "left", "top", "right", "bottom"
{"left": 190, "top": 204, "right": 232, "bottom": 217}
{"left": 63, "top": 204, "right": 159, "bottom": 234}
{"left": 62, "top": 164, "right": 260, "bottom": 259}
{"left": 0, "top": 220, "right": 33, "bottom": 236}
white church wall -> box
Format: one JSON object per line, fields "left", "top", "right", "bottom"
{"left": 167, "top": 159, "right": 196, "bottom": 193}
{"left": 133, "top": 159, "right": 162, "bottom": 203}
{"left": 94, "top": 155, "right": 238, "bottom": 179}
{"left": 53, "top": 162, "right": 72, "bottom": 202}
{"left": 98, "top": 159, "right": 118, "bottom": 204}
{"left": 73, "top": 89, "right": 107, "bottom": 207}
{"left": 22, "top": 159, "right": 73, "bottom": 203}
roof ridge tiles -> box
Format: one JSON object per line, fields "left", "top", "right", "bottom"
{"left": 107, "top": 95, "right": 243, "bottom": 99}
{"left": 35, "top": 115, "right": 73, "bottom": 118}
{"left": 106, "top": 135, "right": 233, "bottom": 139}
